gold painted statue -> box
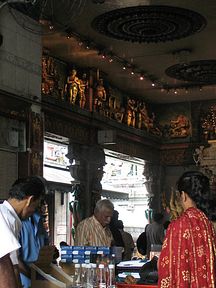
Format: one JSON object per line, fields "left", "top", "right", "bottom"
{"left": 79, "top": 73, "right": 88, "bottom": 109}
{"left": 65, "top": 69, "right": 80, "bottom": 104}
{"left": 94, "top": 78, "right": 107, "bottom": 112}
{"left": 126, "top": 98, "right": 137, "bottom": 127}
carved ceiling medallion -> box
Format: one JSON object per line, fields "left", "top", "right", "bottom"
{"left": 92, "top": 5, "right": 206, "bottom": 43}
{"left": 166, "top": 60, "right": 216, "bottom": 84}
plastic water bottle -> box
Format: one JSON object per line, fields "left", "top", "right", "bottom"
{"left": 98, "top": 263, "right": 106, "bottom": 288}
{"left": 80, "top": 263, "right": 87, "bottom": 287}
{"left": 90, "top": 263, "right": 98, "bottom": 288}
{"left": 107, "top": 264, "right": 116, "bottom": 288}
{"left": 84, "top": 263, "right": 92, "bottom": 288}
{"left": 73, "top": 263, "right": 82, "bottom": 287}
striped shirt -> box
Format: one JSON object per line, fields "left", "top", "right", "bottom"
{"left": 74, "top": 215, "right": 113, "bottom": 246}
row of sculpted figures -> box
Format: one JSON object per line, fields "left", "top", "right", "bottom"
{"left": 42, "top": 56, "right": 191, "bottom": 139}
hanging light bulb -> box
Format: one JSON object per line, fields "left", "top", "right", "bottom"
{"left": 122, "top": 61, "right": 128, "bottom": 70}
{"left": 139, "top": 74, "right": 144, "bottom": 80}
{"left": 107, "top": 52, "right": 114, "bottom": 63}
{"left": 129, "top": 65, "right": 135, "bottom": 75}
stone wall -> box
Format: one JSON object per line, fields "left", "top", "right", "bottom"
{"left": 0, "top": 5, "right": 41, "bottom": 100}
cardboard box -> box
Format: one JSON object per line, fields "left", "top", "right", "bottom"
{"left": 31, "top": 246, "right": 74, "bottom": 288}
{"left": 59, "top": 262, "right": 75, "bottom": 275}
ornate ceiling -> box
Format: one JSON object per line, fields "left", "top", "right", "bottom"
{"left": 8, "top": 0, "right": 216, "bottom": 104}
{"left": 92, "top": 5, "right": 206, "bottom": 43}
{"left": 165, "top": 60, "right": 216, "bottom": 84}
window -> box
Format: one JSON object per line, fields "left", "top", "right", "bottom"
{"left": 43, "top": 139, "right": 72, "bottom": 184}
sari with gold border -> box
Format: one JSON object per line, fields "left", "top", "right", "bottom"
{"left": 158, "top": 207, "right": 216, "bottom": 288}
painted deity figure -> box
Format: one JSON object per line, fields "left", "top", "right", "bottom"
{"left": 170, "top": 114, "right": 190, "bottom": 137}
{"left": 138, "top": 101, "right": 152, "bottom": 131}
{"left": 65, "top": 69, "right": 80, "bottom": 104}
{"left": 79, "top": 73, "right": 88, "bottom": 109}
{"left": 126, "top": 98, "right": 137, "bottom": 127}
{"left": 114, "top": 106, "right": 125, "bottom": 123}
{"left": 94, "top": 78, "right": 107, "bottom": 112}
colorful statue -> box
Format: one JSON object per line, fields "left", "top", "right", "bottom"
{"left": 169, "top": 114, "right": 190, "bottom": 138}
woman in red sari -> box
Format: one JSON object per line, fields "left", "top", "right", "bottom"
{"left": 158, "top": 171, "right": 216, "bottom": 288}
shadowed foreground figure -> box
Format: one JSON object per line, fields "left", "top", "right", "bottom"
{"left": 0, "top": 176, "right": 46, "bottom": 288}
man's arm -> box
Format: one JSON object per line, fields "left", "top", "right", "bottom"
{"left": 0, "top": 254, "right": 18, "bottom": 288}
{"left": 14, "top": 264, "right": 24, "bottom": 288}
{"left": 18, "top": 257, "right": 31, "bottom": 278}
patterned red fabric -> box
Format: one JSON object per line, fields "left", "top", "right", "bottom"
{"left": 158, "top": 207, "right": 216, "bottom": 288}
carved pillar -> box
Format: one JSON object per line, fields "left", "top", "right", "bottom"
{"left": 29, "top": 111, "right": 44, "bottom": 176}
{"left": 143, "top": 162, "right": 163, "bottom": 212}
{"left": 66, "top": 143, "right": 106, "bottom": 225}
{"left": 18, "top": 109, "right": 44, "bottom": 177}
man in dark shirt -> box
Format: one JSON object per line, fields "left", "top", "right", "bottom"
{"left": 109, "top": 210, "right": 124, "bottom": 247}
{"left": 145, "top": 213, "right": 165, "bottom": 258}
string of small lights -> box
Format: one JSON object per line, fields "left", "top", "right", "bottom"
{"left": 65, "top": 30, "right": 211, "bottom": 94}
{"left": 65, "top": 30, "right": 160, "bottom": 85}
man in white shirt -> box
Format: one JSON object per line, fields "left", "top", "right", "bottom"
{"left": 0, "top": 176, "right": 46, "bottom": 288}
{"left": 0, "top": 211, "right": 20, "bottom": 288}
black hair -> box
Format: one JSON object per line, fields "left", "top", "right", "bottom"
{"left": 9, "top": 176, "right": 47, "bottom": 200}
{"left": 152, "top": 212, "right": 164, "bottom": 223}
{"left": 59, "top": 241, "right": 69, "bottom": 247}
{"left": 163, "top": 220, "right": 171, "bottom": 230}
{"left": 177, "top": 171, "right": 211, "bottom": 216}
{"left": 208, "top": 197, "right": 216, "bottom": 221}
{"left": 116, "top": 219, "right": 124, "bottom": 229}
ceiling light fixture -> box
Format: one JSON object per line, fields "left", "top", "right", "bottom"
{"left": 139, "top": 74, "right": 144, "bottom": 80}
